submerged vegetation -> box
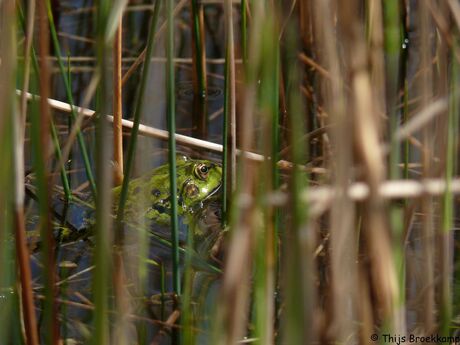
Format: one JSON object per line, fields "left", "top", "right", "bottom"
{"left": 2, "top": 0, "right": 460, "bottom": 344}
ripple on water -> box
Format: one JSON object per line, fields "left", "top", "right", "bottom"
{"left": 176, "top": 81, "right": 223, "bottom": 100}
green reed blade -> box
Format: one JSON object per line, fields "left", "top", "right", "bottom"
{"left": 251, "top": 8, "right": 280, "bottom": 343}
{"left": 45, "top": 0, "right": 97, "bottom": 197}
{"left": 191, "top": 0, "right": 207, "bottom": 98}
{"left": 439, "top": 43, "right": 459, "bottom": 340}
{"left": 384, "top": 0, "right": 406, "bottom": 320}
{"left": 0, "top": 139, "right": 17, "bottom": 342}
{"left": 181, "top": 218, "right": 196, "bottom": 344}
{"left": 270, "top": 21, "right": 280, "bottom": 277}
{"left": 282, "top": 24, "right": 312, "bottom": 345}
{"left": 241, "top": 0, "right": 247, "bottom": 64}
{"left": 92, "top": 0, "right": 114, "bottom": 344}
{"left": 166, "top": 0, "right": 181, "bottom": 298}
{"left": 384, "top": 0, "right": 402, "bottom": 180}
{"left": 1, "top": 3, "right": 26, "bottom": 341}
{"left": 403, "top": 80, "right": 409, "bottom": 180}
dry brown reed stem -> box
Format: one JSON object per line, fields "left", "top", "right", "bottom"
{"left": 367, "top": 0, "right": 386, "bottom": 117}
{"left": 38, "top": 0, "right": 59, "bottom": 342}
{"left": 448, "top": 0, "right": 460, "bottom": 30}
{"left": 216, "top": 0, "right": 249, "bottom": 343}
{"left": 112, "top": 16, "right": 134, "bottom": 336}
{"left": 121, "top": 0, "right": 188, "bottom": 86}
{"left": 341, "top": 0, "right": 400, "bottom": 332}
{"left": 426, "top": 1, "right": 460, "bottom": 64}
{"left": 418, "top": 0, "right": 436, "bottom": 332}
{"left": 224, "top": 0, "right": 237, "bottom": 191}
{"left": 313, "top": 1, "right": 357, "bottom": 342}
{"left": 113, "top": 16, "right": 124, "bottom": 186}
{"left": 426, "top": 2, "right": 452, "bottom": 47}
{"left": 13, "top": 0, "right": 40, "bottom": 343}
{"left": 299, "top": 1, "right": 313, "bottom": 48}
{"left": 113, "top": 253, "right": 132, "bottom": 345}
{"left": 190, "top": 0, "right": 207, "bottom": 93}
{"left": 14, "top": 209, "right": 39, "bottom": 345}
{"left": 112, "top": 15, "right": 132, "bottom": 345}
{"left": 217, "top": 209, "right": 254, "bottom": 344}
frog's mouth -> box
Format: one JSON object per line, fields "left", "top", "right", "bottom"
{"left": 188, "top": 181, "right": 222, "bottom": 215}
{"left": 203, "top": 181, "right": 222, "bottom": 201}
{"left": 178, "top": 179, "right": 222, "bottom": 211}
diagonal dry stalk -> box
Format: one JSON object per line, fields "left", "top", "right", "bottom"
{"left": 17, "top": 90, "right": 297, "bottom": 169}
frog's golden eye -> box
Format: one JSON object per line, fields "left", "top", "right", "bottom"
{"left": 194, "top": 163, "right": 209, "bottom": 180}
{"left": 184, "top": 183, "right": 199, "bottom": 198}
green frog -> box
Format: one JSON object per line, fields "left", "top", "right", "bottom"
{"left": 112, "top": 155, "right": 222, "bottom": 228}
{"left": 112, "top": 156, "right": 225, "bottom": 268}
{"left": 26, "top": 155, "right": 223, "bottom": 256}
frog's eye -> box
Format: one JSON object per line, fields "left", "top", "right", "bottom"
{"left": 194, "top": 163, "right": 209, "bottom": 180}
{"left": 184, "top": 183, "right": 199, "bottom": 198}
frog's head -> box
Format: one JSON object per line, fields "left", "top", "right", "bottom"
{"left": 177, "top": 159, "right": 222, "bottom": 212}
{"left": 112, "top": 157, "right": 222, "bottom": 226}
